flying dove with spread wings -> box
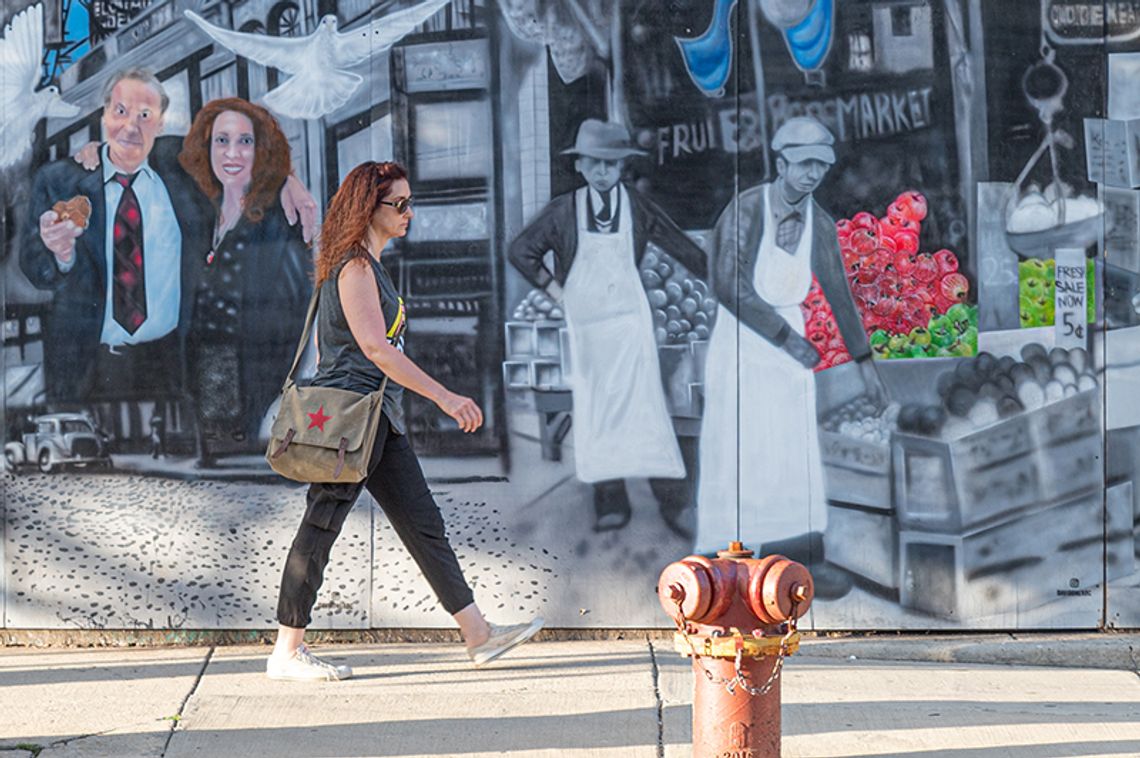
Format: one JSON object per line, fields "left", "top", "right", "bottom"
{"left": 0, "top": 3, "right": 81, "bottom": 169}
{"left": 184, "top": 0, "right": 453, "bottom": 120}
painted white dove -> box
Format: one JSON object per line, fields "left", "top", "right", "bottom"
{"left": 0, "top": 3, "right": 81, "bottom": 169}
{"left": 184, "top": 0, "right": 453, "bottom": 120}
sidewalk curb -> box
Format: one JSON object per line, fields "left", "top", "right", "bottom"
{"left": 797, "top": 633, "right": 1140, "bottom": 671}
{"left": 5, "top": 629, "right": 1140, "bottom": 671}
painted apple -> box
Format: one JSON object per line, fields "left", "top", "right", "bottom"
{"left": 893, "top": 229, "right": 920, "bottom": 255}
{"left": 895, "top": 191, "right": 928, "bottom": 221}
{"left": 933, "top": 249, "right": 959, "bottom": 275}
{"left": 848, "top": 227, "right": 878, "bottom": 256}
{"left": 940, "top": 272, "right": 970, "bottom": 304}
{"left": 912, "top": 252, "right": 939, "bottom": 283}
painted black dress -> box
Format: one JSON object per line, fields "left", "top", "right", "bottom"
{"left": 190, "top": 203, "right": 310, "bottom": 460}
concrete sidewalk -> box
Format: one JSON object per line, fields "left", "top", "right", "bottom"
{"left": 2, "top": 635, "right": 1140, "bottom": 757}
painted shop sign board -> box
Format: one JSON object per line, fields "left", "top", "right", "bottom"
{"left": 1044, "top": 0, "right": 1140, "bottom": 44}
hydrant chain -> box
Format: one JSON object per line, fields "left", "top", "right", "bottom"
{"left": 671, "top": 597, "right": 799, "bottom": 696}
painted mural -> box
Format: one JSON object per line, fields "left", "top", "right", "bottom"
{"left": 2, "top": 0, "right": 1140, "bottom": 632}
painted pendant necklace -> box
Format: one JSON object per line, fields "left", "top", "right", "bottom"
{"left": 208, "top": 208, "right": 238, "bottom": 265}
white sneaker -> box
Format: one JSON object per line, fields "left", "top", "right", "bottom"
{"left": 266, "top": 644, "right": 353, "bottom": 681}
{"left": 467, "top": 618, "right": 544, "bottom": 668}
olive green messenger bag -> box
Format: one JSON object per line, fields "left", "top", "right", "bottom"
{"left": 266, "top": 290, "right": 389, "bottom": 483}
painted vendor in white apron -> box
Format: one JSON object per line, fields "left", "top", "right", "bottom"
{"left": 696, "top": 117, "right": 885, "bottom": 598}
{"left": 508, "top": 119, "right": 709, "bottom": 537}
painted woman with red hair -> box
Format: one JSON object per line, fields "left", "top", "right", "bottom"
{"left": 179, "top": 98, "right": 311, "bottom": 465}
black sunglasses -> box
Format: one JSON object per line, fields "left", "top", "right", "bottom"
{"left": 379, "top": 196, "right": 414, "bottom": 214}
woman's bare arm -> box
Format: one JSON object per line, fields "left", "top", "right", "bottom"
{"left": 339, "top": 259, "right": 483, "bottom": 432}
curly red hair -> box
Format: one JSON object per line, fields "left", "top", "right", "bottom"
{"left": 315, "top": 161, "right": 408, "bottom": 286}
{"left": 178, "top": 97, "right": 292, "bottom": 224}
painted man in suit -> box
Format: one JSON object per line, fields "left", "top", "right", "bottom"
{"left": 696, "top": 116, "right": 885, "bottom": 597}
{"left": 22, "top": 67, "right": 314, "bottom": 406}
{"left": 509, "top": 119, "right": 708, "bottom": 537}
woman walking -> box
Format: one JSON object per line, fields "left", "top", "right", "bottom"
{"left": 268, "top": 161, "right": 542, "bottom": 680}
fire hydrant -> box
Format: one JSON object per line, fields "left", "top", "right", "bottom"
{"left": 657, "top": 541, "right": 814, "bottom": 758}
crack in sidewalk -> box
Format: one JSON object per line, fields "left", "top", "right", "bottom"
{"left": 161, "top": 645, "right": 214, "bottom": 757}
{"left": 2, "top": 646, "right": 217, "bottom": 757}
{"left": 647, "top": 636, "right": 664, "bottom": 758}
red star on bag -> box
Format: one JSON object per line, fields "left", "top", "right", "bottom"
{"left": 307, "top": 405, "right": 332, "bottom": 431}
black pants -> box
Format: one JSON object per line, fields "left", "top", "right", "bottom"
{"left": 276, "top": 417, "right": 475, "bottom": 628}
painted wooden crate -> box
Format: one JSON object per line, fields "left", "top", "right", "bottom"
{"left": 819, "top": 431, "right": 892, "bottom": 510}
{"left": 899, "top": 482, "right": 1134, "bottom": 620}
{"left": 824, "top": 502, "right": 898, "bottom": 591}
{"left": 894, "top": 391, "right": 1102, "bottom": 533}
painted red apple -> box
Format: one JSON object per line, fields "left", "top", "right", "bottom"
{"left": 940, "top": 272, "right": 969, "bottom": 303}
{"left": 854, "top": 261, "right": 881, "bottom": 286}
{"left": 893, "top": 229, "right": 920, "bottom": 255}
{"left": 893, "top": 251, "right": 916, "bottom": 277}
{"left": 869, "top": 247, "right": 894, "bottom": 271}
{"left": 848, "top": 227, "right": 878, "bottom": 256}
{"left": 835, "top": 219, "right": 854, "bottom": 241}
{"left": 912, "top": 252, "right": 939, "bottom": 283}
{"left": 877, "top": 271, "right": 903, "bottom": 297}
{"left": 913, "top": 289, "right": 938, "bottom": 318}
{"left": 852, "top": 280, "right": 880, "bottom": 303}
{"left": 933, "top": 293, "right": 956, "bottom": 314}
{"left": 882, "top": 214, "right": 921, "bottom": 236}
{"left": 895, "top": 191, "right": 928, "bottom": 222}
{"left": 933, "top": 249, "right": 959, "bottom": 275}
{"left": 851, "top": 211, "right": 878, "bottom": 230}
{"left": 807, "top": 309, "right": 831, "bottom": 333}
{"left": 876, "top": 233, "right": 898, "bottom": 254}
{"left": 872, "top": 295, "right": 899, "bottom": 318}
{"left": 886, "top": 202, "right": 910, "bottom": 222}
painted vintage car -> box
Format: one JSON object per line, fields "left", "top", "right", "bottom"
{"left": 4, "top": 413, "right": 111, "bottom": 474}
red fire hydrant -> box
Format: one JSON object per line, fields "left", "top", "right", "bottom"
{"left": 658, "top": 541, "right": 814, "bottom": 758}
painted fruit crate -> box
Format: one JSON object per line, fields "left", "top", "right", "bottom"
{"left": 819, "top": 431, "right": 891, "bottom": 510}
{"left": 824, "top": 502, "right": 898, "bottom": 591}
{"left": 504, "top": 321, "right": 537, "bottom": 358}
{"left": 502, "top": 361, "right": 532, "bottom": 390}
{"left": 893, "top": 416, "right": 1041, "bottom": 534}
{"left": 899, "top": 483, "right": 1134, "bottom": 620}
{"left": 504, "top": 320, "right": 565, "bottom": 360}
{"left": 658, "top": 341, "right": 708, "bottom": 419}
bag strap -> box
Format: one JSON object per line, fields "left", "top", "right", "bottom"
{"left": 284, "top": 288, "right": 321, "bottom": 386}
{"left": 282, "top": 275, "right": 393, "bottom": 397}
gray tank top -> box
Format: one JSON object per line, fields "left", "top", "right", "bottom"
{"left": 312, "top": 253, "right": 407, "bottom": 433}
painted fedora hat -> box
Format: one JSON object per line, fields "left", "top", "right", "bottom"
{"left": 561, "top": 119, "right": 648, "bottom": 159}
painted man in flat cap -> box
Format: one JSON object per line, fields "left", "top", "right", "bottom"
{"left": 696, "top": 116, "right": 883, "bottom": 598}
{"left": 508, "top": 118, "right": 708, "bottom": 537}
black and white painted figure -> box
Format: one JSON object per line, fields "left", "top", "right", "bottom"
{"left": 508, "top": 119, "right": 709, "bottom": 536}
{"left": 696, "top": 116, "right": 885, "bottom": 598}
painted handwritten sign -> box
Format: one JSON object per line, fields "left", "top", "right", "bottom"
{"left": 1055, "top": 248, "right": 1089, "bottom": 348}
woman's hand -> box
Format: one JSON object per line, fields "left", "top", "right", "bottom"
{"left": 437, "top": 391, "right": 483, "bottom": 433}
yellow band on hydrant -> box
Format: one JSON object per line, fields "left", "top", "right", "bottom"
{"left": 673, "top": 630, "right": 801, "bottom": 660}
